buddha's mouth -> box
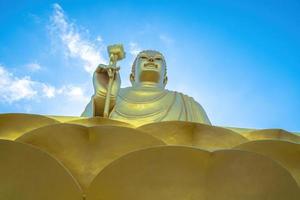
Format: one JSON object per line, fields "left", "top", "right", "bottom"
{"left": 144, "top": 62, "right": 158, "bottom": 69}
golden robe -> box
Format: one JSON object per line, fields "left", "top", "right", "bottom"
{"left": 82, "top": 87, "right": 211, "bottom": 127}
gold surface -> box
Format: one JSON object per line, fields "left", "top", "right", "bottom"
{"left": 234, "top": 140, "right": 300, "bottom": 187}
{"left": 224, "top": 126, "right": 256, "bottom": 134}
{"left": 47, "top": 115, "right": 83, "bottom": 122}
{"left": 82, "top": 50, "right": 211, "bottom": 126}
{"left": 107, "top": 44, "right": 125, "bottom": 62}
{"left": 87, "top": 146, "right": 300, "bottom": 200}
{"left": 16, "top": 124, "right": 165, "bottom": 191}
{"left": 241, "top": 129, "right": 300, "bottom": 143}
{"left": 66, "top": 116, "right": 133, "bottom": 128}
{"left": 0, "top": 113, "right": 59, "bottom": 140}
{"left": 0, "top": 139, "right": 82, "bottom": 200}
{"left": 138, "top": 121, "right": 248, "bottom": 151}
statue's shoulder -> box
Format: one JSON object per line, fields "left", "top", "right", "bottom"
{"left": 172, "top": 90, "right": 207, "bottom": 112}
{"left": 166, "top": 89, "right": 197, "bottom": 103}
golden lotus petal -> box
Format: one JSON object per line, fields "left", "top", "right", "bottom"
{"left": 138, "top": 121, "right": 248, "bottom": 150}
{"left": 241, "top": 129, "right": 300, "bottom": 143}
{"left": 46, "top": 115, "right": 83, "bottom": 122}
{"left": 17, "top": 124, "right": 165, "bottom": 191}
{"left": 87, "top": 146, "right": 300, "bottom": 200}
{"left": 0, "top": 113, "right": 58, "bottom": 140}
{"left": 66, "top": 116, "right": 134, "bottom": 128}
{"left": 0, "top": 139, "right": 82, "bottom": 200}
{"left": 234, "top": 140, "right": 300, "bottom": 187}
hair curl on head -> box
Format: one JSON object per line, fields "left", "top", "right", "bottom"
{"left": 130, "top": 50, "right": 167, "bottom": 77}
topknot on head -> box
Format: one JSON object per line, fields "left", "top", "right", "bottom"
{"left": 137, "top": 49, "right": 163, "bottom": 55}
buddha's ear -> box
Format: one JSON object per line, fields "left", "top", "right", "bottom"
{"left": 163, "top": 76, "right": 168, "bottom": 86}
{"left": 130, "top": 73, "right": 135, "bottom": 85}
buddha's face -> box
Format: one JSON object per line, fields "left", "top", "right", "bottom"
{"left": 131, "top": 50, "right": 167, "bottom": 88}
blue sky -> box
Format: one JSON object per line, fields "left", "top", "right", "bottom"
{"left": 0, "top": 0, "right": 299, "bottom": 131}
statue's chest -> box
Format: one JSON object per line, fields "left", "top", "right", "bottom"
{"left": 111, "top": 89, "right": 175, "bottom": 120}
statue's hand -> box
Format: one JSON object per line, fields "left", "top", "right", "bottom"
{"left": 93, "top": 64, "right": 121, "bottom": 98}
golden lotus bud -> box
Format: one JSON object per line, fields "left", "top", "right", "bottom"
{"left": 107, "top": 44, "right": 125, "bottom": 61}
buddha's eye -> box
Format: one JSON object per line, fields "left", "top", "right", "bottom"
{"left": 140, "top": 56, "right": 147, "bottom": 59}
{"left": 155, "top": 57, "right": 162, "bottom": 61}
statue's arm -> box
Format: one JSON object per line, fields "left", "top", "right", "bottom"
{"left": 182, "top": 94, "right": 211, "bottom": 125}
{"left": 179, "top": 93, "right": 211, "bottom": 125}
{"left": 81, "top": 64, "right": 121, "bottom": 117}
{"left": 192, "top": 100, "right": 211, "bottom": 125}
{"left": 81, "top": 98, "right": 94, "bottom": 117}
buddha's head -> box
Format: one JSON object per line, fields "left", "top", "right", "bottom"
{"left": 130, "top": 50, "right": 167, "bottom": 88}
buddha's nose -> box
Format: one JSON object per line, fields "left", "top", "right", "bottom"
{"left": 148, "top": 57, "right": 154, "bottom": 62}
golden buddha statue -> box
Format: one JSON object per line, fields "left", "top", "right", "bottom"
{"left": 1, "top": 44, "right": 299, "bottom": 200}
{"left": 81, "top": 49, "right": 211, "bottom": 127}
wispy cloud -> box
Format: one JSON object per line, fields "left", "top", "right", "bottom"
{"left": 96, "top": 35, "right": 103, "bottom": 42}
{"left": 42, "top": 84, "right": 56, "bottom": 98}
{"left": 159, "top": 34, "right": 174, "bottom": 45}
{"left": 0, "top": 65, "right": 37, "bottom": 103}
{"left": 25, "top": 62, "right": 42, "bottom": 72}
{"left": 129, "top": 42, "right": 142, "bottom": 56}
{"left": 49, "top": 85, "right": 89, "bottom": 103}
{"left": 0, "top": 4, "right": 102, "bottom": 115}
{"left": 49, "top": 3, "right": 107, "bottom": 74}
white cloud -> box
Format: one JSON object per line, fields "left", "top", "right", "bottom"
{"left": 0, "top": 65, "right": 37, "bottom": 103}
{"left": 129, "top": 42, "right": 142, "bottom": 56}
{"left": 56, "top": 85, "right": 89, "bottom": 103}
{"left": 0, "top": 65, "right": 89, "bottom": 106}
{"left": 96, "top": 35, "right": 103, "bottom": 42}
{"left": 49, "top": 3, "right": 107, "bottom": 74}
{"left": 41, "top": 85, "right": 89, "bottom": 104}
{"left": 42, "top": 84, "right": 56, "bottom": 98}
{"left": 0, "top": 4, "right": 108, "bottom": 115}
{"left": 25, "top": 62, "right": 42, "bottom": 72}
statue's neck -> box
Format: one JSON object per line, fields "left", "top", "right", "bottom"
{"left": 133, "top": 82, "right": 165, "bottom": 90}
